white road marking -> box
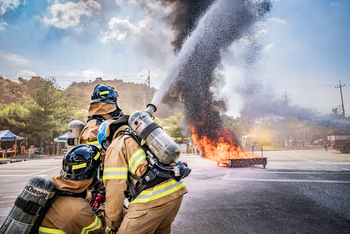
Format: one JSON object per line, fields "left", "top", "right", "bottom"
{"left": 236, "top": 171, "right": 350, "bottom": 174}
{"left": 0, "top": 166, "right": 60, "bottom": 177}
{"left": 222, "top": 172, "right": 350, "bottom": 183}
{"left": 285, "top": 153, "right": 350, "bottom": 171}
{"left": 0, "top": 208, "right": 11, "bottom": 216}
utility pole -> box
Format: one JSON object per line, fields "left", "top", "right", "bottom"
{"left": 335, "top": 80, "right": 345, "bottom": 117}
{"left": 139, "top": 70, "right": 151, "bottom": 107}
{"left": 147, "top": 70, "right": 151, "bottom": 104}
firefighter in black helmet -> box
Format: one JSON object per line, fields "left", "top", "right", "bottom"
{"left": 60, "top": 144, "right": 102, "bottom": 180}
{"left": 38, "top": 144, "right": 106, "bottom": 234}
{"left": 79, "top": 84, "right": 123, "bottom": 155}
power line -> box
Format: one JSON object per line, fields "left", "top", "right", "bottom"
{"left": 335, "top": 80, "right": 345, "bottom": 117}
{"left": 267, "top": 84, "right": 336, "bottom": 88}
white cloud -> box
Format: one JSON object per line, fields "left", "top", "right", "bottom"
{"left": 116, "top": 0, "right": 137, "bottom": 6}
{"left": 254, "top": 29, "right": 267, "bottom": 39}
{"left": 0, "top": 0, "right": 20, "bottom": 15}
{"left": 82, "top": 69, "right": 104, "bottom": 79}
{"left": 68, "top": 72, "right": 79, "bottom": 76}
{"left": 0, "top": 19, "right": 8, "bottom": 30}
{"left": 331, "top": 1, "right": 340, "bottom": 6}
{"left": 44, "top": 0, "right": 101, "bottom": 29}
{"left": 17, "top": 70, "right": 36, "bottom": 78}
{"left": 101, "top": 16, "right": 153, "bottom": 43}
{"left": 0, "top": 51, "right": 27, "bottom": 64}
{"left": 263, "top": 43, "right": 274, "bottom": 51}
{"left": 128, "top": 0, "right": 137, "bottom": 6}
{"left": 268, "top": 17, "right": 287, "bottom": 24}
{"left": 116, "top": 0, "right": 123, "bottom": 6}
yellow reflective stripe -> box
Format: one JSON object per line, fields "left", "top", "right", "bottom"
{"left": 128, "top": 149, "right": 146, "bottom": 174}
{"left": 38, "top": 226, "right": 66, "bottom": 234}
{"left": 72, "top": 163, "right": 86, "bottom": 170}
{"left": 87, "top": 141, "right": 101, "bottom": 149}
{"left": 130, "top": 180, "right": 185, "bottom": 204}
{"left": 175, "top": 149, "right": 180, "bottom": 152}
{"left": 103, "top": 167, "right": 128, "bottom": 180}
{"left": 100, "top": 91, "right": 109, "bottom": 95}
{"left": 94, "top": 151, "right": 100, "bottom": 161}
{"left": 81, "top": 216, "right": 101, "bottom": 234}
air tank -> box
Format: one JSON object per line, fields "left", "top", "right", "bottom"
{"left": 0, "top": 175, "right": 55, "bottom": 234}
{"left": 128, "top": 104, "right": 180, "bottom": 164}
{"left": 67, "top": 120, "right": 85, "bottom": 150}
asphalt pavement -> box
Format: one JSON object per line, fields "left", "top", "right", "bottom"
{"left": 1, "top": 149, "right": 349, "bottom": 233}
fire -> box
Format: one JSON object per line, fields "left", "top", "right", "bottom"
{"left": 190, "top": 125, "right": 262, "bottom": 164}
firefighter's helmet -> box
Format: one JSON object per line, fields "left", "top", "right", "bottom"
{"left": 91, "top": 84, "right": 123, "bottom": 117}
{"left": 60, "top": 144, "right": 102, "bottom": 181}
{"left": 91, "top": 84, "right": 119, "bottom": 104}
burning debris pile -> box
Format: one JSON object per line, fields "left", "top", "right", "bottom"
{"left": 190, "top": 126, "right": 262, "bottom": 164}
{"left": 153, "top": 0, "right": 272, "bottom": 164}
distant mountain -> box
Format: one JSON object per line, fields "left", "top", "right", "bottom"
{"left": 0, "top": 76, "right": 177, "bottom": 118}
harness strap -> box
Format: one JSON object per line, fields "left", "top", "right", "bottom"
{"left": 29, "top": 193, "right": 59, "bottom": 234}
{"left": 15, "top": 196, "right": 42, "bottom": 216}
{"left": 87, "top": 115, "right": 105, "bottom": 125}
{"left": 30, "top": 189, "right": 87, "bottom": 234}
{"left": 54, "top": 189, "right": 87, "bottom": 199}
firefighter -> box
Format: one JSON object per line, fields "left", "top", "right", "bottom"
{"left": 79, "top": 83, "right": 123, "bottom": 152}
{"left": 38, "top": 144, "right": 106, "bottom": 234}
{"left": 97, "top": 116, "right": 188, "bottom": 234}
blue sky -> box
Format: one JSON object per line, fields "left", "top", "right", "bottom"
{"left": 0, "top": 0, "right": 349, "bottom": 118}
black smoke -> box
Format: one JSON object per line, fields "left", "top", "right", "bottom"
{"left": 159, "top": 0, "right": 215, "bottom": 53}
{"left": 157, "top": 0, "right": 272, "bottom": 150}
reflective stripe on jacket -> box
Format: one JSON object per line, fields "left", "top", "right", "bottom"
{"left": 38, "top": 227, "right": 66, "bottom": 234}
{"left": 39, "top": 216, "right": 101, "bottom": 234}
{"left": 103, "top": 125, "right": 187, "bottom": 230}
{"left": 39, "top": 196, "right": 105, "bottom": 234}
{"left": 130, "top": 179, "right": 186, "bottom": 204}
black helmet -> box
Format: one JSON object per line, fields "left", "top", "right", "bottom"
{"left": 60, "top": 144, "right": 102, "bottom": 181}
{"left": 91, "top": 84, "right": 119, "bottom": 104}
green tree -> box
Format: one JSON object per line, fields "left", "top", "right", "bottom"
{"left": 162, "top": 112, "right": 186, "bottom": 140}
{"left": 0, "top": 103, "right": 29, "bottom": 135}
{"left": 26, "top": 78, "right": 77, "bottom": 147}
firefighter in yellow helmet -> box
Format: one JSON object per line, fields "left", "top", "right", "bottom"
{"left": 38, "top": 144, "right": 106, "bottom": 234}
{"left": 79, "top": 83, "right": 123, "bottom": 154}
{"left": 97, "top": 115, "right": 188, "bottom": 234}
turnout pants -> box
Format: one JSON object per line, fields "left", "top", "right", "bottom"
{"left": 118, "top": 195, "right": 183, "bottom": 234}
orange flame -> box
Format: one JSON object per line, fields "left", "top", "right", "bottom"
{"left": 190, "top": 125, "right": 262, "bottom": 164}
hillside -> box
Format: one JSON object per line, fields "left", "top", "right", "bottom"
{"left": 0, "top": 76, "right": 176, "bottom": 118}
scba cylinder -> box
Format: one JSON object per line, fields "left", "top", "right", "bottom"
{"left": 0, "top": 175, "right": 55, "bottom": 234}
{"left": 67, "top": 120, "right": 85, "bottom": 150}
{"left": 128, "top": 104, "right": 180, "bottom": 164}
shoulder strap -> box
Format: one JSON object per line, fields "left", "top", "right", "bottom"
{"left": 54, "top": 189, "right": 87, "bottom": 199}
{"left": 107, "top": 115, "right": 130, "bottom": 142}
{"left": 29, "top": 193, "right": 59, "bottom": 234}
{"left": 29, "top": 188, "right": 88, "bottom": 233}
{"left": 87, "top": 115, "right": 105, "bottom": 125}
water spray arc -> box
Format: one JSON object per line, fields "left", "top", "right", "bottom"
{"left": 152, "top": 0, "right": 272, "bottom": 162}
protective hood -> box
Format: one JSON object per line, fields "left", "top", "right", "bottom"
{"left": 88, "top": 102, "right": 116, "bottom": 116}
{"left": 53, "top": 174, "right": 93, "bottom": 193}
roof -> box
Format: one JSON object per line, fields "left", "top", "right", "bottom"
{"left": 54, "top": 133, "right": 68, "bottom": 142}
{"left": 0, "top": 130, "right": 25, "bottom": 141}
